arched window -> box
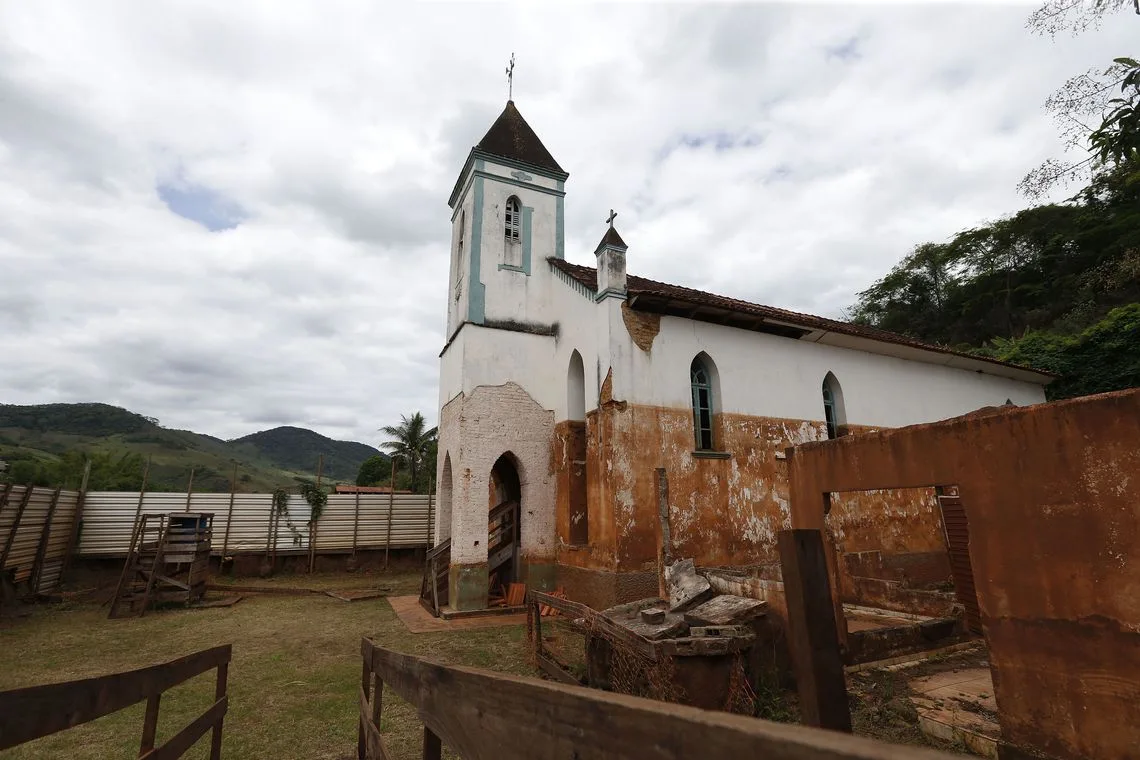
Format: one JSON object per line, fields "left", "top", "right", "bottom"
{"left": 504, "top": 196, "right": 521, "bottom": 241}
{"left": 567, "top": 350, "right": 585, "bottom": 421}
{"left": 822, "top": 372, "right": 846, "bottom": 439}
{"left": 691, "top": 355, "right": 716, "bottom": 450}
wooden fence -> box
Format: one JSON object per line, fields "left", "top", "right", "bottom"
{"left": 357, "top": 638, "right": 959, "bottom": 760}
{"left": 0, "top": 644, "right": 231, "bottom": 758}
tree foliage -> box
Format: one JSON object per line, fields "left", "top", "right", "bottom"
{"left": 1, "top": 449, "right": 147, "bottom": 489}
{"left": 378, "top": 413, "right": 438, "bottom": 494}
{"left": 851, "top": 160, "right": 1140, "bottom": 399}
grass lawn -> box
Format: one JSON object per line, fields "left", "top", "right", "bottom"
{"left": 0, "top": 570, "right": 534, "bottom": 760}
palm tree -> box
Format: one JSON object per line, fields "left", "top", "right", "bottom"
{"left": 379, "top": 412, "right": 438, "bottom": 493}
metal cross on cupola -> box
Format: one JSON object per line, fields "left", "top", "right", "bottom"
{"left": 505, "top": 53, "right": 516, "bottom": 101}
{"left": 606, "top": 209, "right": 617, "bottom": 227}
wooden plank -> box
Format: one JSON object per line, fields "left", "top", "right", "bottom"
{"left": 778, "top": 529, "right": 852, "bottom": 732}
{"left": 0, "top": 644, "right": 231, "bottom": 750}
{"left": 536, "top": 653, "right": 580, "bottom": 685}
{"left": 366, "top": 641, "right": 958, "bottom": 760}
{"left": 423, "top": 726, "right": 442, "bottom": 760}
{"left": 0, "top": 486, "right": 33, "bottom": 570}
{"left": 139, "top": 693, "right": 161, "bottom": 755}
{"left": 29, "top": 487, "right": 63, "bottom": 591}
{"left": 358, "top": 684, "right": 391, "bottom": 760}
{"left": 142, "top": 695, "right": 227, "bottom": 760}
{"left": 209, "top": 662, "right": 227, "bottom": 760}
{"left": 531, "top": 591, "right": 657, "bottom": 661}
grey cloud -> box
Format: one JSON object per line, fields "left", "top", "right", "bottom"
{"left": 0, "top": 2, "right": 1133, "bottom": 445}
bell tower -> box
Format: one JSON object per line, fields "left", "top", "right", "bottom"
{"left": 436, "top": 98, "right": 569, "bottom": 611}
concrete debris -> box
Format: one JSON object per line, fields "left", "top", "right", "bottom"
{"left": 683, "top": 594, "right": 767, "bottom": 627}
{"left": 665, "top": 558, "right": 713, "bottom": 612}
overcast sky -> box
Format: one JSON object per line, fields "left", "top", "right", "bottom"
{"left": 0, "top": 2, "right": 1132, "bottom": 445}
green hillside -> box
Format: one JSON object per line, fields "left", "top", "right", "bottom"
{"left": 0, "top": 403, "right": 381, "bottom": 492}
{"left": 230, "top": 426, "right": 380, "bottom": 482}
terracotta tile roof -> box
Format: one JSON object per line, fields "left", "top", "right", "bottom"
{"left": 476, "top": 100, "right": 565, "bottom": 176}
{"left": 547, "top": 257, "right": 1054, "bottom": 380}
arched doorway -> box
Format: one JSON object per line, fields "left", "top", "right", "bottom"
{"left": 437, "top": 453, "right": 453, "bottom": 544}
{"left": 488, "top": 453, "right": 522, "bottom": 594}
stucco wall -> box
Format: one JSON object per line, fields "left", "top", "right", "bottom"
{"left": 786, "top": 389, "right": 1140, "bottom": 760}
{"left": 623, "top": 313, "right": 1046, "bottom": 430}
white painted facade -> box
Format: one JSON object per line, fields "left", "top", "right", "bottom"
{"left": 434, "top": 101, "right": 1051, "bottom": 605}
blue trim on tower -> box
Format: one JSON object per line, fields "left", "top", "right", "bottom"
{"left": 555, "top": 193, "right": 565, "bottom": 260}
{"left": 467, "top": 171, "right": 486, "bottom": 324}
{"left": 521, "top": 206, "right": 533, "bottom": 275}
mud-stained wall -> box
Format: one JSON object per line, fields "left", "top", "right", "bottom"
{"left": 827, "top": 487, "right": 955, "bottom": 615}
{"left": 787, "top": 389, "right": 1140, "bottom": 760}
{"left": 552, "top": 420, "right": 588, "bottom": 547}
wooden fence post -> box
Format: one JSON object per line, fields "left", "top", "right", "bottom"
{"left": 29, "top": 487, "right": 63, "bottom": 593}
{"left": 0, "top": 486, "right": 34, "bottom": 570}
{"left": 59, "top": 459, "right": 91, "bottom": 587}
{"left": 384, "top": 459, "right": 396, "bottom": 569}
{"left": 351, "top": 490, "right": 360, "bottom": 558}
{"left": 184, "top": 468, "right": 195, "bottom": 512}
{"left": 139, "top": 693, "right": 161, "bottom": 755}
{"left": 357, "top": 655, "right": 370, "bottom": 760}
{"left": 423, "top": 726, "right": 442, "bottom": 760}
{"left": 221, "top": 463, "right": 238, "bottom": 560}
{"left": 210, "top": 661, "right": 228, "bottom": 760}
{"left": 309, "top": 455, "right": 323, "bottom": 574}
{"left": 777, "top": 528, "right": 851, "bottom": 732}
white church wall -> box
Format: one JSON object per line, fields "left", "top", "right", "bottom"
{"left": 624, "top": 315, "right": 1047, "bottom": 429}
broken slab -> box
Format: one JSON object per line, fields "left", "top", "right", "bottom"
{"left": 690, "top": 624, "right": 755, "bottom": 639}
{"left": 665, "top": 559, "right": 713, "bottom": 612}
{"left": 683, "top": 594, "right": 767, "bottom": 627}
{"left": 602, "top": 598, "right": 688, "bottom": 641}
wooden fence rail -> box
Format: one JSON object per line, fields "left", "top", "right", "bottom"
{"left": 0, "top": 644, "right": 231, "bottom": 758}
{"left": 358, "top": 637, "right": 959, "bottom": 760}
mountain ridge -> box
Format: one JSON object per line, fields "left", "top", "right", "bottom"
{"left": 0, "top": 403, "right": 382, "bottom": 491}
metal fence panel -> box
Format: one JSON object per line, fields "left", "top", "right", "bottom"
{"left": 76, "top": 491, "right": 435, "bottom": 557}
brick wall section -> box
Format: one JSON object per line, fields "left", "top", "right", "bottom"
{"left": 437, "top": 381, "right": 556, "bottom": 570}
{"left": 621, "top": 302, "right": 661, "bottom": 352}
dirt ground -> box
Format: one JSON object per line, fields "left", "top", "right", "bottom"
{"left": 2, "top": 568, "right": 982, "bottom": 759}
{"left": 848, "top": 645, "right": 992, "bottom": 754}
{"left": 0, "top": 570, "right": 531, "bottom": 760}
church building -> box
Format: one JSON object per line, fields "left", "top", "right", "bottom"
{"left": 434, "top": 99, "right": 1051, "bottom": 612}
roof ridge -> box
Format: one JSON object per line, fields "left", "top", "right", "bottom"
{"left": 545, "top": 257, "right": 1052, "bottom": 378}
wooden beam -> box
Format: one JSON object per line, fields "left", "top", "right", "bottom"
{"left": 141, "top": 696, "right": 227, "bottom": 760}
{"left": 777, "top": 529, "right": 852, "bottom": 732}
{"left": 59, "top": 460, "right": 92, "bottom": 586}
{"left": 0, "top": 486, "right": 34, "bottom": 570}
{"left": 29, "top": 487, "right": 63, "bottom": 592}
{"left": 364, "top": 639, "right": 956, "bottom": 760}
{"left": 0, "top": 644, "right": 231, "bottom": 750}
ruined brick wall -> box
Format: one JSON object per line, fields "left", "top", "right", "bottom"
{"left": 438, "top": 382, "right": 557, "bottom": 608}
{"left": 787, "top": 388, "right": 1140, "bottom": 760}
{"left": 827, "top": 486, "right": 955, "bottom": 615}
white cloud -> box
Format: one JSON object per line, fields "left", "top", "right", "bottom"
{"left": 0, "top": 1, "right": 1134, "bottom": 443}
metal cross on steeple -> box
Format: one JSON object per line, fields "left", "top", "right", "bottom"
{"left": 505, "top": 53, "right": 516, "bottom": 100}
{"left": 606, "top": 209, "right": 617, "bottom": 227}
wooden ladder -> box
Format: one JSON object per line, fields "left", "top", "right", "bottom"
{"left": 108, "top": 514, "right": 170, "bottom": 619}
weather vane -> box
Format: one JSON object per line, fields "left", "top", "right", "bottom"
{"left": 505, "top": 53, "right": 516, "bottom": 100}
{"left": 606, "top": 209, "right": 617, "bottom": 227}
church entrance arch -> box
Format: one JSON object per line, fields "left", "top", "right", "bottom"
{"left": 488, "top": 453, "right": 522, "bottom": 594}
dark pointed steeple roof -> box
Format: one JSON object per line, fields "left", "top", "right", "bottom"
{"left": 596, "top": 224, "right": 627, "bottom": 252}
{"left": 475, "top": 100, "right": 566, "bottom": 176}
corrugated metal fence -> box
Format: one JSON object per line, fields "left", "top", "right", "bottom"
{"left": 76, "top": 491, "right": 436, "bottom": 557}
{"left": 1, "top": 487, "right": 434, "bottom": 595}
{"left": 0, "top": 484, "right": 81, "bottom": 594}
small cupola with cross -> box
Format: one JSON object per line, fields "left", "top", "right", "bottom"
{"left": 595, "top": 209, "right": 628, "bottom": 300}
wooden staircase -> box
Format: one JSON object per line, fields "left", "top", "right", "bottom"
{"left": 109, "top": 512, "right": 213, "bottom": 619}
